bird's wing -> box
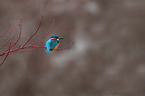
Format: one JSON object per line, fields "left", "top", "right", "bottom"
{"left": 46, "top": 39, "right": 52, "bottom": 53}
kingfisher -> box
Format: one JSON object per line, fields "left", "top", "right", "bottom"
{"left": 46, "top": 35, "right": 63, "bottom": 53}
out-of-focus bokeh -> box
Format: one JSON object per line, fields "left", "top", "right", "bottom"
{"left": 0, "top": 0, "right": 145, "bottom": 96}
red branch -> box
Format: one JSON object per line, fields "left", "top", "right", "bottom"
{"left": 30, "top": 19, "right": 55, "bottom": 45}
{"left": 22, "top": 16, "right": 43, "bottom": 47}
{"left": 0, "top": 24, "right": 11, "bottom": 38}
{"left": 0, "top": 42, "right": 11, "bottom": 67}
{"left": 0, "top": 16, "right": 74, "bottom": 66}
{"left": 0, "top": 19, "right": 17, "bottom": 49}
{"left": 56, "top": 41, "right": 74, "bottom": 51}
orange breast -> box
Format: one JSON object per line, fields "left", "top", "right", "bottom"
{"left": 51, "top": 43, "right": 60, "bottom": 51}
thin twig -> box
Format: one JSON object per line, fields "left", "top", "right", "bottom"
{"left": 0, "top": 42, "right": 11, "bottom": 67}
{"left": 22, "top": 16, "right": 43, "bottom": 47}
{"left": 56, "top": 41, "right": 75, "bottom": 51}
{"left": 0, "top": 44, "right": 45, "bottom": 56}
{"left": 11, "top": 18, "right": 22, "bottom": 49}
{"left": 0, "top": 24, "right": 11, "bottom": 38}
{"left": 30, "top": 19, "right": 55, "bottom": 45}
{"left": 13, "top": 47, "right": 39, "bottom": 53}
{"left": 0, "top": 19, "right": 17, "bottom": 49}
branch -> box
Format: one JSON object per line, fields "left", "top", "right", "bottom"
{"left": 0, "top": 19, "right": 17, "bottom": 49}
{"left": 11, "top": 18, "right": 22, "bottom": 49}
{"left": 13, "top": 47, "right": 39, "bottom": 53}
{"left": 22, "top": 16, "right": 43, "bottom": 47}
{"left": 0, "top": 42, "right": 11, "bottom": 67}
{"left": 56, "top": 41, "right": 75, "bottom": 51}
{"left": 0, "top": 24, "right": 11, "bottom": 38}
{"left": 30, "top": 19, "right": 55, "bottom": 45}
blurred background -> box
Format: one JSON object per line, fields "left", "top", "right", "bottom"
{"left": 0, "top": 0, "right": 145, "bottom": 96}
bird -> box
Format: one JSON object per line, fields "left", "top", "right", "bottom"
{"left": 46, "top": 35, "right": 63, "bottom": 53}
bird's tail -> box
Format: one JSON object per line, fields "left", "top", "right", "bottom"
{"left": 46, "top": 49, "right": 50, "bottom": 53}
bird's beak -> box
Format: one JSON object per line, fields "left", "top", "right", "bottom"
{"left": 59, "top": 37, "right": 64, "bottom": 39}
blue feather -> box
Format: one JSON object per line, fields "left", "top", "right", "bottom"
{"left": 46, "top": 39, "right": 52, "bottom": 53}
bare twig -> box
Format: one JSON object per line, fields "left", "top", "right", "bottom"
{"left": 22, "top": 16, "right": 43, "bottom": 47}
{"left": 0, "top": 19, "right": 17, "bottom": 49}
{"left": 0, "top": 42, "right": 11, "bottom": 67}
{"left": 11, "top": 18, "right": 22, "bottom": 50}
{"left": 13, "top": 47, "right": 39, "bottom": 53}
{"left": 30, "top": 19, "right": 55, "bottom": 45}
{"left": 0, "top": 24, "right": 11, "bottom": 38}
{"left": 56, "top": 41, "right": 74, "bottom": 51}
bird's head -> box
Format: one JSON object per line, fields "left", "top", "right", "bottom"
{"left": 50, "top": 35, "right": 64, "bottom": 40}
